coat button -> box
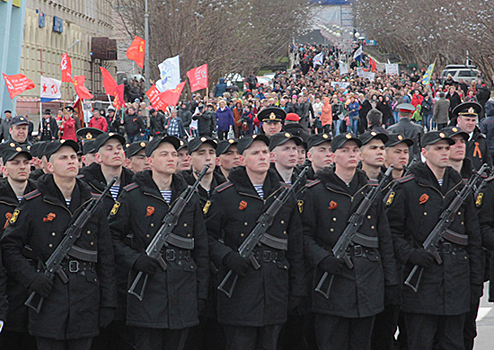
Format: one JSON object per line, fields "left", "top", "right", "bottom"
{"left": 146, "top": 234, "right": 150, "bottom": 238}
{"left": 244, "top": 222, "right": 248, "bottom": 226}
{"left": 90, "top": 242, "right": 94, "bottom": 246}
{"left": 150, "top": 223, "right": 154, "bottom": 227}
{"left": 52, "top": 232, "right": 56, "bottom": 236}
{"left": 333, "top": 218, "right": 337, "bottom": 221}
{"left": 367, "top": 215, "right": 371, "bottom": 219}
{"left": 187, "top": 234, "right": 191, "bottom": 237}
{"left": 424, "top": 212, "right": 427, "bottom": 216}
{"left": 240, "top": 233, "right": 244, "bottom": 237}
{"left": 330, "top": 228, "right": 334, "bottom": 232}
{"left": 457, "top": 212, "right": 461, "bottom": 215}
{"left": 371, "top": 226, "right": 375, "bottom": 230}
{"left": 281, "top": 220, "right": 285, "bottom": 224}
{"left": 184, "top": 223, "right": 187, "bottom": 227}
{"left": 461, "top": 222, "right": 464, "bottom": 225}
{"left": 49, "top": 244, "right": 53, "bottom": 248}
{"left": 86, "top": 230, "right": 91, "bottom": 234}
{"left": 283, "top": 231, "right": 287, "bottom": 235}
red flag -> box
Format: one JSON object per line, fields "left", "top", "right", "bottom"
{"left": 126, "top": 36, "right": 145, "bottom": 69}
{"left": 73, "top": 75, "right": 94, "bottom": 100}
{"left": 2, "top": 73, "right": 35, "bottom": 99}
{"left": 146, "top": 85, "right": 168, "bottom": 111}
{"left": 73, "top": 97, "right": 85, "bottom": 127}
{"left": 369, "top": 57, "right": 377, "bottom": 72}
{"left": 100, "top": 67, "right": 118, "bottom": 95}
{"left": 113, "top": 84, "right": 125, "bottom": 109}
{"left": 186, "top": 64, "right": 209, "bottom": 92}
{"left": 61, "top": 53, "right": 73, "bottom": 83}
{"left": 161, "top": 82, "right": 186, "bottom": 107}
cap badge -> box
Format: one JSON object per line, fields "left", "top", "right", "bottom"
{"left": 180, "top": 140, "right": 184, "bottom": 145}
{"left": 27, "top": 146, "right": 31, "bottom": 150}
{"left": 439, "top": 133, "right": 445, "bottom": 138}
{"left": 323, "top": 134, "right": 328, "bottom": 139}
{"left": 15, "top": 147, "right": 21, "bottom": 152}
{"left": 126, "top": 144, "right": 130, "bottom": 148}
{"left": 285, "top": 133, "right": 291, "bottom": 138}
{"left": 346, "top": 134, "right": 352, "bottom": 139}
{"left": 468, "top": 107, "right": 475, "bottom": 114}
{"left": 140, "top": 142, "right": 146, "bottom": 147}
{"left": 228, "top": 139, "right": 234, "bottom": 144}
{"left": 60, "top": 139, "right": 66, "bottom": 143}
{"left": 452, "top": 127, "right": 458, "bottom": 132}
{"left": 398, "top": 135, "right": 403, "bottom": 140}
{"left": 201, "top": 137, "right": 207, "bottom": 142}
{"left": 371, "top": 132, "right": 376, "bottom": 136}
{"left": 269, "top": 113, "right": 276, "bottom": 120}
{"left": 9, "top": 143, "right": 14, "bottom": 147}
{"left": 109, "top": 132, "right": 114, "bottom": 136}
{"left": 253, "top": 135, "right": 257, "bottom": 138}
{"left": 86, "top": 133, "right": 93, "bottom": 139}
{"left": 20, "top": 117, "right": 25, "bottom": 121}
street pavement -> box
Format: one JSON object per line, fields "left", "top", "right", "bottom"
{"left": 474, "top": 284, "right": 493, "bottom": 350}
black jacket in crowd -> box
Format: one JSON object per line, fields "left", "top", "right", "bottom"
{"left": 38, "top": 117, "right": 59, "bottom": 141}
{"left": 193, "top": 110, "right": 216, "bottom": 137}
{"left": 386, "top": 162, "right": 484, "bottom": 315}
{"left": 205, "top": 166, "right": 305, "bottom": 326}
{"left": 1, "top": 174, "right": 117, "bottom": 340}
{"left": 123, "top": 113, "right": 145, "bottom": 137}
{"left": 109, "top": 170, "right": 209, "bottom": 329}
{"left": 301, "top": 168, "right": 398, "bottom": 317}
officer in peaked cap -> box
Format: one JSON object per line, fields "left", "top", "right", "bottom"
{"left": 451, "top": 102, "right": 491, "bottom": 170}
{"left": 258, "top": 107, "right": 286, "bottom": 137}
{"left": 388, "top": 103, "right": 423, "bottom": 161}
{"left": 76, "top": 127, "right": 104, "bottom": 141}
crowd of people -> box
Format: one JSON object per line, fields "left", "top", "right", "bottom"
{"left": 0, "top": 42, "right": 492, "bottom": 350}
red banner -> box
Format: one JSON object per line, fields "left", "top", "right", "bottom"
{"left": 73, "top": 97, "right": 85, "bottom": 127}
{"left": 2, "top": 73, "right": 35, "bottom": 99}
{"left": 73, "top": 75, "right": 94, "bottom": 100}
{"left": 60, "top": 53, "right": 73, "bottom": 83}
{"left": 146, "top": 84, "right": 168, "bottom": 111}
{"left": 126, "top": 36, "right": 145, "bottom": 69}
{"left": 161, "top": 82, "right": 186, "bottom": 107}
{"left": 113, "top": 84, "right": 125, "bottom": 109}
{"left": 100, "top": 67, "right": 118, "bottom": 95}
{"left": 186, "top": 64, "right": 208, "bottom": 92}
{"left": 369, "top": 57, "right": 377, "bottom": 72}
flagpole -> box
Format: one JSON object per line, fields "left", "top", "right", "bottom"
{"left": 144, "top": 0, "right": 150, "bottom": 93}
{"left": 39, "top": 76, "right": 43, "bottom": 136}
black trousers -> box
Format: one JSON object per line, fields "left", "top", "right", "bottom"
{"left": 223, "top": 324, "right": 282, "bottom": 350}
{"left": 314, "top": 314, "right": 375, "bottom": 350}
{"left": 134, "top": 327, "right": 189, "bottom": 350}
{"left": 371, "top": 304, "right": 400, "bottom": 350}
{"left": 404, "top": 312, "right": 465, "bottom": 350}
{"left": 36, "top": 337, "right": 92, "bottom": 350}
{"left": 277, "top": 312, "right": 317, "bottom": 350}
{"left": 183, "top": 316, "right": 226, "bottom": 350}
{"left": 90, "top": 320, "right": 135, "bottom": 350}
{"left": 0, "top": 330, "right": 37, "bottom": 350}
{"left": 463, "top": 297, "right": 481, "bottom": 350}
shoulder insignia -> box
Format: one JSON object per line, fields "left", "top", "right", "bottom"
{"left": 476, "top": 192, "right": 484, "bottom": 207}
{"left": 306, "top": 179, "right": 321, "bottom": 188}
{"left": 24, "top": 189, "right": 41, "bottom": 200}
{"left": 123, "top": 183, "right": 139, "bottom": 192}
{"left": 216, "top": 182, "right": 233, "bottom": 193}
{"left": 203, "top": 200, "right": 212, "bottom": 215}
{"left": 110, "top": 201, "right": 121, "bottom": 216}
{"left": 398, "top": 174, "right": 415, "bottom": 183}
{"left": 9, "top": 209, "right": 20, "bottom": 225}
{"left": 297, "top": 200, "right": 304, "bottom": 213}
{"left": 386, "top": 191, "right": 395, "bottom": 206}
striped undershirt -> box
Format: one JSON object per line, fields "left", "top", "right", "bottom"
{"left": 110, "top": 185, "right": 120, "bottom": 200}
{"left": 253, "top": 185, "right": 264, "bottom": 199}
{"left": 160, "top": 190, "right": 172, "bottom": 204}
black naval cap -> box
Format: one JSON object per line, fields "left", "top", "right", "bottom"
{"left": 43, "top": 109, "right": 51, "bottom": 115}
{"left": 421, "top": 131, "right": 455, "bottom": 148}
{"left": 257, "top": 107, "right": 286, "bottom": 123}
{"left": 358, "top": 131, "right": 389, "bottom": 146}
{"left": 440, "top": 126, "right": 469, "bottom": 142}
{"left": 237, "top": 134, "right": 270, "bottom": 155}
{"left": 452, "top": 101, "right": 482, "bottom": 118}
{"left": 269, "top": 132, "right": 302, "bottom": 152}
{"left": 145, "top": 135, "right": 181, "bottom": 157}
{"left": 4, "top": 110, "right": 11, "bottom": 114}
{"left": 64, "top": 106, "right": 74, "bottom": 113}
{"left": 30, "top": 142, "right": 46, "bottom": 158}
{"left": 216, "top": 138, "right": 238, "bottom": 157}
{"left": 385, "top": 133, "right": 414, "bottom": 148}
{"left": 125, "top": 141, "right": 147, "bottom": 158}
{"left": 82, "top": 140, "right": 97, "bottom": 155}
{"left": 11, "top": 115, "right": 29, "bottom": 126}
{"left": 187, "top": 136, "right": 218, "bottom": 154}
{"left": 93, "top": 132, "right": 126, "bottom": 152}
{"left": 1, "top": 143, "right": 32, "bottom": 162}
{"left": 76, "top": 127, "right": 104, "bottom": 141}
{"left": 331, "top": 132, "right": 362, "bottom": 152}
{"left": 44, "top": 139, "right": 80, "bottom": 161}
{"left": 307, "top": 133, "right": 332, "bottom": 150}
{"left": 177, "top": 138, "right": 188, "bottom": 152}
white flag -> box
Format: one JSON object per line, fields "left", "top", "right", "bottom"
{"left": 40, "top": 76, "right": 62, "bottom": 102}
{"left": 339, "top": 61, "right": 349, "bottom": 75}
{"left": 156, "top": 55, "right": 181, "bottom": 92}
{"left": 313, "top": 52, "right": 324, "bottom": 67}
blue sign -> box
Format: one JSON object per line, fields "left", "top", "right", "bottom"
{"left": 53, "top": 16, "right": 63, "bottom": 33}
{"left": 38, "top": 12, "right": 45, "bottom": 28}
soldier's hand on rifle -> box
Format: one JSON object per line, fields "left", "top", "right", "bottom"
{"left": 29, "top": 273, "right": 53, "bottom": 298}
{"left": 223, "top": 251, "right": 250, "bottom": 276}
{"left": 133, "top": 254, "right": 161, "bottom": 275}
{"left": 318, "top": 256, "right": 345, "bottom": 275}
{"left": 408, "top": 249, "right": 435, "bottom": 268}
